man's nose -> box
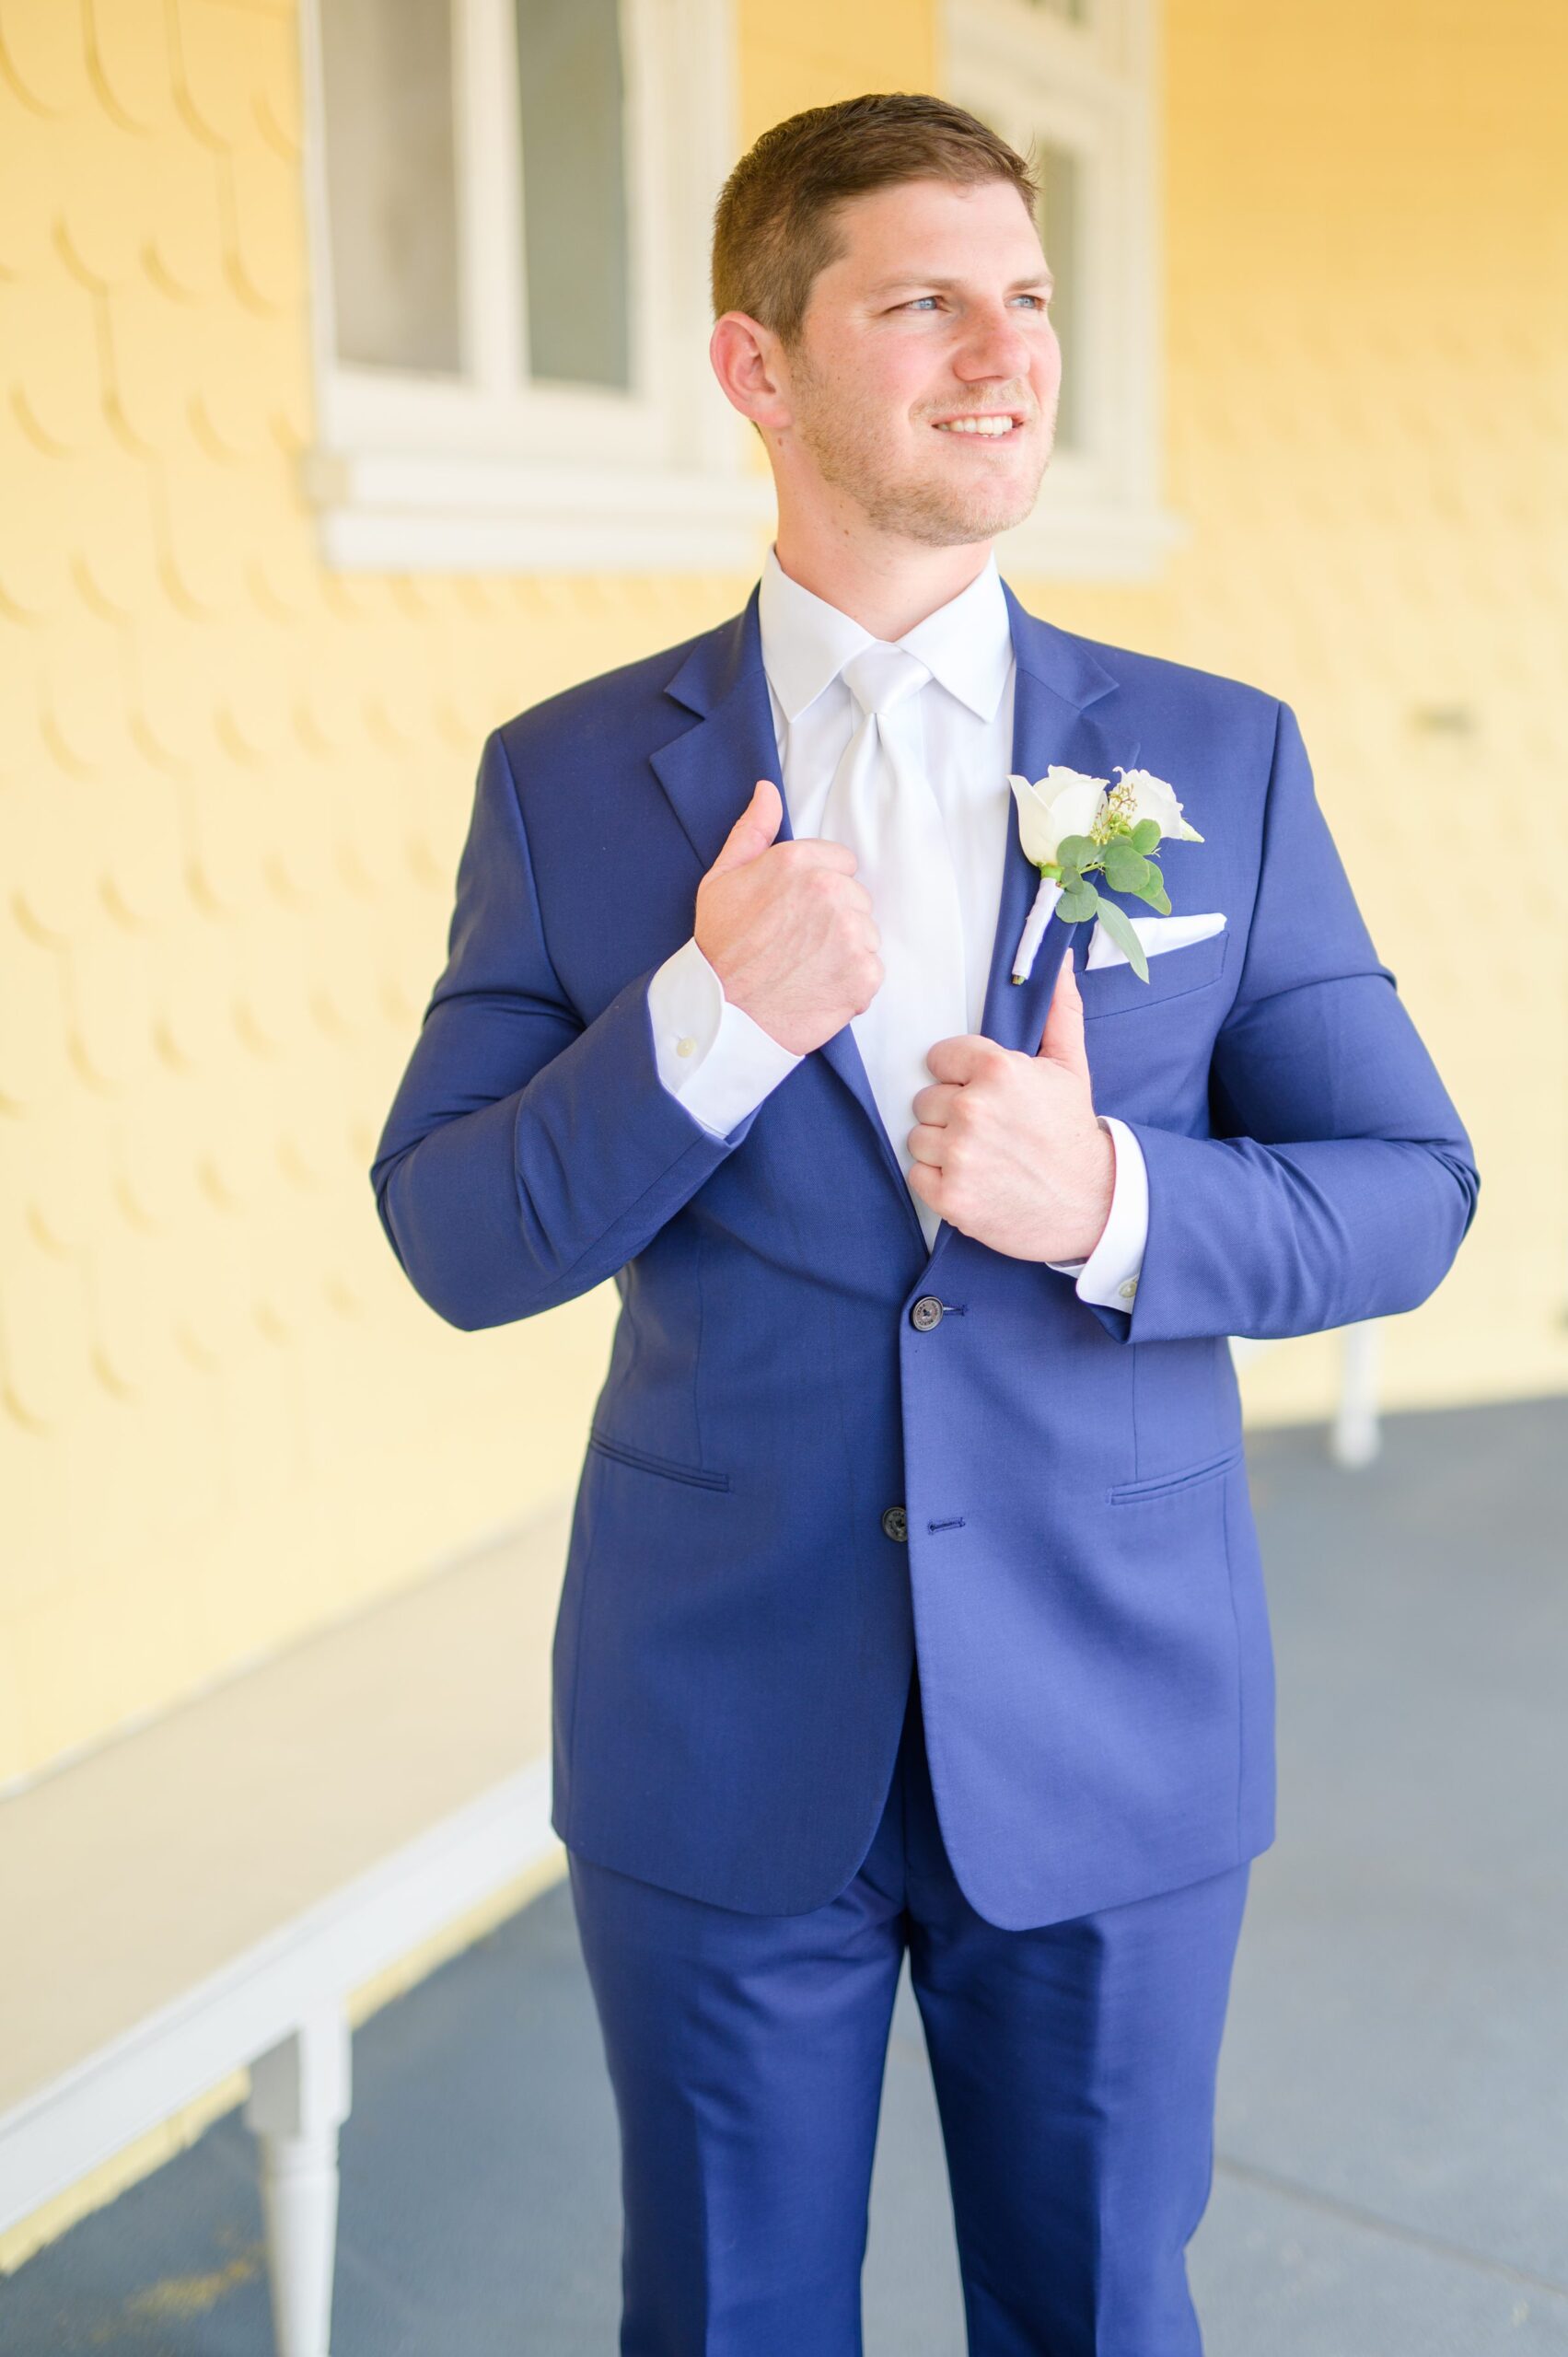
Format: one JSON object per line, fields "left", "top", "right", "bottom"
{"left": 953, "top": 304, "right": 1043, "bottom": 383}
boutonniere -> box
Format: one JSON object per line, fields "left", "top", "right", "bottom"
{"left": 1008, "top": 765, "right": 1204, "bottom": 985}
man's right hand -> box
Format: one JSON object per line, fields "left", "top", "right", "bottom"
{"left": 693, "top": 780, "right": 883, "bottom": 1057}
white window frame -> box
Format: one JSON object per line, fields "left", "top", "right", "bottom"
{"left": 940, "top": 0, "right": 1185, "bottom": 578}
{"left": 296, "top": 0, "right": 772, "bottom": 572}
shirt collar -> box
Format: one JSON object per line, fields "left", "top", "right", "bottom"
{"left": 758, "top": 544, "right": 1013, "bottom": 725}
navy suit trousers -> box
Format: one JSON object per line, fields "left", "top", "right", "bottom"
{"left": 568, "top": 1666, "right": 1249, "bottom": 2355}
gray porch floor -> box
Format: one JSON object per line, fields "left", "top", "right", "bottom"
{"left": 5, "top": 1393, "right": 1566, "bottom": 2353}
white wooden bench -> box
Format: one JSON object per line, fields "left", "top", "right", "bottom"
{"left": 0, "top": 1501, "right": 571, "bottom": 2354}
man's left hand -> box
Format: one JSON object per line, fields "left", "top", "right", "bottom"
{"left": 907, "top": 951, "right": 1115, "bottom": 1262}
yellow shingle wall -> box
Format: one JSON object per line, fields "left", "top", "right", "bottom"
{"left": 0, "top": 0, "right": 761, "bottom": 1790}
{"left": 1, "top": 0, "right": 1562, "bottom": 1795}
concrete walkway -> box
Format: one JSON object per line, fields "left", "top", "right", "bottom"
{"left": 5, "top": 1394, "right": 1565, "bottom": 2353}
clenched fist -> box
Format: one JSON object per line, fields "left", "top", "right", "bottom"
{"left": 694, "top": 780, "right": 883, "bottom": 1057}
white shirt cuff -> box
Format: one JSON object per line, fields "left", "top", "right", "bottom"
{"left": 1046, "top": 1115, "right": 1148, "bottom": 1309}
{"left": 646, "top": 935, "right": 803, "bottom": 1139}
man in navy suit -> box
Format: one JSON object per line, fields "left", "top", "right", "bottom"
{"left": 372, "top": 92, "right": 1479, "bottom": 2355}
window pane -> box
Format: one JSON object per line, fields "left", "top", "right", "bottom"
{"left": 319, "top": 0, "right": 462, "bottom": 373}
{"left": 514, "top": 0, "right": 632, "bottom": 390}
{"left": 1036, "top": 141, "right": 1082, "bottom": 451}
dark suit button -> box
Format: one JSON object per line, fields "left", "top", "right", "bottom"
{"left": 911, "top": 1295, "right": 944, "bottom": 1331}
{"left": 881, "top": 1504, "right": 909, "bottom": 1543}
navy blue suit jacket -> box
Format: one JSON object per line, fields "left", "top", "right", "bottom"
{"left": 370, "top": 581, "right": 1480, "bottom": 1929}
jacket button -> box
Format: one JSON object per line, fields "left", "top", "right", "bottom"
{"left": 880, "top": 1504, "right": 909, "bottom": 1543}
{"left": 911, "top": 1295, "right": 944, "bottom": 1330}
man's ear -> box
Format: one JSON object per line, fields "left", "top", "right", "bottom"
{"left": 710, "top": 310, "right": 790, "bottom": 434}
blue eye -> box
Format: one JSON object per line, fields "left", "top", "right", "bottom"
{"left": 897, "top": 293, "right": 1050, "bottom": 312}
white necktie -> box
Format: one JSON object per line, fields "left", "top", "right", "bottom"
{"left": 819, "top": 644, "right": 969, "bottom": 1214}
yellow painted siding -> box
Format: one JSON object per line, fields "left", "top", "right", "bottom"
{"left": 739, "top": 0, "right": 936, "bottom": 129}
{"left": 1, "top": 0, "right": 1562, "bottom": 1782}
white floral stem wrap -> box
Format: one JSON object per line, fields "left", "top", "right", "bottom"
{"left": 1011, "top": 874, "right": 1065, "bottom": 984}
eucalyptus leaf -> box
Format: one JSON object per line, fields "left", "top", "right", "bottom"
{"left": 1131, "top": 819, "right": 1161, "bottom": 853}
{"left": 1092, "top": 894, "right": 1150, "bottom": 981}
{"left": 1055, "top": 834, "right": 1100, "bottom": 873}
{"left": 1055, "top": 881, "right": 1098, "bottom": 923}
{"left": 1141, "top": 878, "right": 1172, "bottom": 915}
{"left": 1103, "top": 844, "right": 1151, "bottom": 893}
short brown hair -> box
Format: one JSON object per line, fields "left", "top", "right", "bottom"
{"left": 711, "top": 92, "right": 1040, "bottom": 349}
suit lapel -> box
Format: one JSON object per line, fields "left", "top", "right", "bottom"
{"left": 647, "top": 589, "right": 773, "bottom": 873}
{"left": 647, "top": 577, "right": 1138, "bottom": 1264}
{"left": 978, "top": 584, "right": 1139, "bottom": 1057}
{"left": 650, "top": 588, "right": 916, "bottom": 1215}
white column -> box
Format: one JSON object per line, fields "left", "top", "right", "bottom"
{"left": 1331, "top": 1320, "right": 1382, "bottom": 1466}
{"left": 244, "top": 2006, "right": 353, "bottom": 2357}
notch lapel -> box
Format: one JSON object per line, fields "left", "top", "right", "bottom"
{"left": 648, "top": 590, "right": 916, "bottom": 1218}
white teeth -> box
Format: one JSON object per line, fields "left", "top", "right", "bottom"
{"left": 935, "top": 416, "right": 1017, "bottom": 435}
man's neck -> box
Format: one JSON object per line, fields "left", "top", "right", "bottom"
{"left": 771, "top": 522, "right": 995, "bottom": 644}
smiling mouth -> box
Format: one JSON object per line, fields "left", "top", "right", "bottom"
{"left": 931, "top": 413, "right": 1028, "bottom": 438}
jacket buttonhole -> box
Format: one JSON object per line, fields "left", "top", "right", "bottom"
{"left": 928, "top": 1515, "right": 966, "bottom": 1533}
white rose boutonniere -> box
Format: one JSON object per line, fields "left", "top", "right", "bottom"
{"left": 1008, "top": 764, "right": 1204, "bottom": 985}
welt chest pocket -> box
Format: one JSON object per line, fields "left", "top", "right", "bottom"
{"left": 1077, "top": 926, "right": 1229, "bottom": 1020}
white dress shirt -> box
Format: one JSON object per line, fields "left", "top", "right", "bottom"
{"left": 645, "top": 546, "right": 1149, "bottom": 1306}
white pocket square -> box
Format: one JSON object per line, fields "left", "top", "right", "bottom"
{"left": 1085, "top": 910, "right": 1227, "bottom": 970}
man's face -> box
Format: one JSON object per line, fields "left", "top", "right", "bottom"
{"left": 778, "top": 175, "right": 1062, "bottom": 547}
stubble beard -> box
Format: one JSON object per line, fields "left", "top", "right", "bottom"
{"left": 789, "top": 350, "right": 1056, "bottom": 548}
